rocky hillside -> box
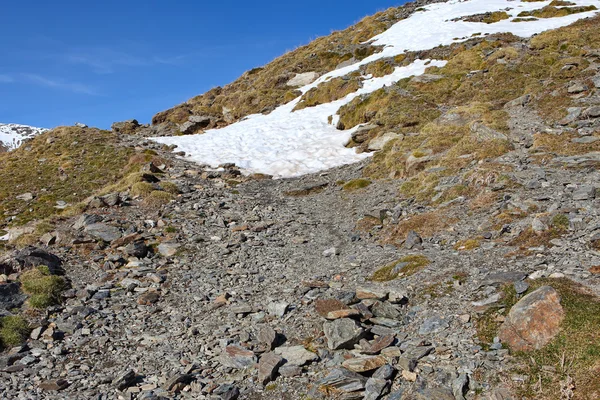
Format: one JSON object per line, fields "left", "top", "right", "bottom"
{"left": 2, "top": 1, "right": 600, "bottom": 400}
{"left": 0, "top": 123, "right": 47, "bottom": 152}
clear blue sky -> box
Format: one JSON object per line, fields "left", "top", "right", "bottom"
{"left": 0, "top": 0, "right": 405, "bottom": 129}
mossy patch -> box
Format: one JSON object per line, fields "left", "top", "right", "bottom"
{"left": 20, "top": 266, "right": 68, "bottom": 309}
{"left": 0, "top": 316, "right": 30, "bottom": 350}
{"left": 370, "top": 255, "right": 430, "bottom": 281}
{"left": 342, "top": 179, "right": 372, "bottom": 191}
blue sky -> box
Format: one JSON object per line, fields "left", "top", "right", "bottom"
{"left": 0, "top": 0, "right": 405, "bottom": 129}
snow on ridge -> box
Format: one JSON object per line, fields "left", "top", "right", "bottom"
{"left": 152, "top": 0, "right": 600, "bottom": 178}
{"left": 0, "top": 123, "right": 48, "bottom": 151}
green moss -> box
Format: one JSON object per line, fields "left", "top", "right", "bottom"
{"left": 342, "top": 179, "right": 372, "bottom": 191}
{"left": 552, "top": 214, "right": 570, "bottom": 230}
{"left": 370, "top": 255, "right": 430, "bottom": 281}
{"left": 20, "top": 266, "right": 68, "bottom": 309}
{"left": 0, "top": 316, "right": 30, "bottom": 349}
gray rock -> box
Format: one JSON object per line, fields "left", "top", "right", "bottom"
{"left": 452, "top": 373, "right": 469, "bottom": 400}
{"left": 274, "top": 346, "right": 318, "bottom": 366}
{"left": 371, "top": 301, "right": 401, "bottom": 319}
{"left": 573, "top": 186, "right": 596, "bottom": 201}
{"left": 418, "top": 315, "right": 449, "bottom": 335}
{"left": 258, "top": 352, "right": 284, "bottom": 385}
{"left": 504, "top": 94, "right": 531, "bottom": 108}
{"left": 583, "top": 106, "right": 600, "bottom": 118}
{"left": 368, "top": 133, "right": 403, "bottom": 151}
{"left": 323, "top": 318, "right": 365, "bottom": 350}
{"left": 572, "top": 136, "right": 599, "bottom": 144}
{"left": 84, "top": 223, "right": 122, "bottom": 242}
{"left": 14, "top": 247, "right": 63, "bottom": 274}
{"left": 287, "top": 72, "right": 319, "bottom": 87}
{"left": 405, "top": 230, "right": 423, "bottom": 250}
{"left": 318, "top": 368, "right": 368, "bottom": 393}
{"left": 112, "top": 369, "right": 136, "bottom": 391}
{"left": 158, "top": 242, "right": 180, "bottom": 257}
{"left": 567, "top": 83, "right": 587, "bottom": 94}
{"left": 365, "top": 378, "right": 389, "bottom": 400}
{"left": 220, "top": 345, "right": 257, "bottom": 369}
{"left": 73, "top": 214, "right": 103, "bottom": 230}
{"left": 470, "top": 122, "right": 507, "bottom": 141}
{"left": 559, "top": 107, "right": 582, "bottom": 125}
{"left": 373, "top": 364, "right": 395, "bottom": 380}
{"left": 257, "top": 326, "right": 277, "bottom": 350}
{"left": 179, "top": 115, "right": 211, "bottom": 135}
{"left": 0, "top": 283, "right": 27, "bottom": 311}
{"left": 514, "top": 281, "right": 529, "bottom": 295}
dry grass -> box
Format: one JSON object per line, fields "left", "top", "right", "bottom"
{"left": 518, "top": 5, "right": 597, "bottom": 19}
{"left": 382, "top": 210, "right": 456, "bottom": 245}
{"left": 141, "top": 191, "right": 173, "bottom": 209}
{"left": 294, "top": 76, "right": 362, "bottom": 111}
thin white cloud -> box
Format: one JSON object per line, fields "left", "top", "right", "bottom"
{"left": 63, "top": 48, "right": 187, "bottom": 74}
{"left": 21, "top": 74, "right": 97, "bottom": 95}
{"left": 0, "top": 74, "right": 14, "bottom": 83}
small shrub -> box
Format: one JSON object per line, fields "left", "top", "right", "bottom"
{"left": 142, "top": 191, "right": 173, "bottom": 209}
{"left": 130, "top": 182, "right": 154, "bottom": 197}
{"left": 0, "top": 316, "right": 30, "bottom": 349}
{"left": 159, "top": 182, "right": 180, "bottom": 195}
{"left": 20, "top": 266, "right": 67, "bottom": 309}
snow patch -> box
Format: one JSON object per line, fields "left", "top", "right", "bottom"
{"left": 153, "top": 59, "right": 446, "bottom": 179}
{"left": 0, "top": 123, "right": 48, "bottom": 151}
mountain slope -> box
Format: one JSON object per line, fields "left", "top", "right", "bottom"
{"left": 0, "top": 123, "right": 47, "bottom": 152}
{"left": 149, "top": 0, "right": 600, "bottom": 178}
{"left": 2, "top": 1, "right": 600, "bottom": 399}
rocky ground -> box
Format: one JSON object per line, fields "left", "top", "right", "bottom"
{"left": 2, "top": 56, "right": 600, "bottom": 400}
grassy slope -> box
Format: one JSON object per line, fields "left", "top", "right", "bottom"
{"left": 0, "top": 127, "right": 135, "bottom": 227}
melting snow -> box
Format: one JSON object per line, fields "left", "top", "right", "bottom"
{"left": 152, "top": 0, "right": 600, "bottom": 178}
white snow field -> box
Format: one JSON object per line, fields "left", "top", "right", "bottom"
{"left": 0, "top": 123, "right": 47, "bottom": 151}
{"left": 153, "top": 0, "right": 600, "bottom": 178}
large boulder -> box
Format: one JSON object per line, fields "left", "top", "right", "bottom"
{"left": 286, "top": 72, "right": 319, "bottom": 87}
{"left": 498, "top": 286, "right": 564, "bottom": 352}
{"left": 111, "top": 120, "right": 140, "bottom": 135}
{"left": 178, "top": 115, "right": 212, "bottom": 135}
{"left": 14, "top": 247, "right": 63, "bottom": 275}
